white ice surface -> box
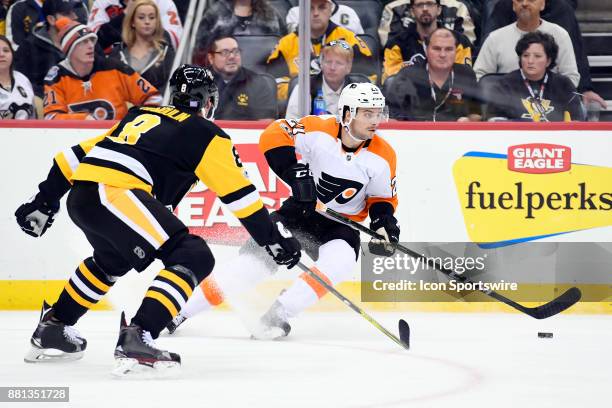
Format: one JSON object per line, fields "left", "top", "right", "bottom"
{"left": 1, "top": 311, "right": 610, "bottom": 408}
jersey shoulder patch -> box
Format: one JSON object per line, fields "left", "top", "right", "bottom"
{"left": 44, "top": 66, "right": 60, "bottom": 83}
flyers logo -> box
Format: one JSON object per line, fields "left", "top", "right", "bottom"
{"left": 316, "top": 172, "right": 364, "bottom": 204}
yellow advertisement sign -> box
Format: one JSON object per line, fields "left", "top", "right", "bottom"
{"left": 453, "top": 150, "right": 612, "bottom": 246}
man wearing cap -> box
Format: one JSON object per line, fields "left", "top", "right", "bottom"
{"left": 43, "top": 17, "right": 161, "bottom": 120}
{"left": 13, "top": 0, "right": 82, "bottom": 98}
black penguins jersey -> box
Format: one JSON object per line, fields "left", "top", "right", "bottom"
{"left": 41, "top": 105, "right": 275, "bottom": 245}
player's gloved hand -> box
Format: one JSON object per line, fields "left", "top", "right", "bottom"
{"left": 265, "top": 221, "right": 302, "bottom": 269}
{"left": 368, "top": 214, "right": 400, "bottom": 256}
{"left": 282, "top": 163, "right": 317, "bottom": 216}
{"left": 15, "top": 193, "right": 59, "bottom": 237}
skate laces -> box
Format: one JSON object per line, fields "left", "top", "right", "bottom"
{"left": 63, "top": 326, "right": 84, "bottom": 345}
{"left": 141, "top": 330, "right": 156, "bottom": 349}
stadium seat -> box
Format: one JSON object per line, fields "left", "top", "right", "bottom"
{"left": 234, "top": 35, "right": 281, "bottom": 75}
{"left": 336, "top": 0, "right": 382, "bottom": 39}
{"left": 356, "top": 33, "right": 381, "bottom": 83}
{"left": 268, "top": 0, "right": 292, "bottom": 19}
{"left": 477, "top": 73, "right": 505, "bottom": 118}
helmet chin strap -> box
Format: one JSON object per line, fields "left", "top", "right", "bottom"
{"left": 341, "top": 113, "right": 368, "bottom": 145}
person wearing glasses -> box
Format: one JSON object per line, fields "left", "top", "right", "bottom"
{"left": 378, "top": 0, "right": 476, "bottom": 48}
{"left": 382, "top": 0, "right": 473, "bottom": 83}
{"left": 207, "top": 33, "right": 277, "bottom": 120}
{"left": 285, "top": 40, "right": 368, "bottom": 120}
{"left": 387, "top": 28, "right": 481, "bottom": 121}
{"left": 486, "top": 31, "right": 583, "bottom": 122}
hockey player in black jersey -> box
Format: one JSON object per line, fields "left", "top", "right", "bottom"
{"left": 14, "top": 64, "right": 301, "bottom": 376}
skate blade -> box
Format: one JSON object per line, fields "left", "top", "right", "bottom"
{"left": 24, "top": 347, "right": 84, "bottom": 363}
{"left": 250, "top": 326, "right": 287, "bottom": 340}
{"left": 111, "top": 358, "right": 181, "bottom": 379}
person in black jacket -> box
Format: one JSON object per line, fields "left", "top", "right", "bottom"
{"left": 387, "top": 28, "right": 481, "bottom": 121}
{"left": 480, "top": 0, "right": 607, "bottom": 110}
{"left": 6, "top": 0, "right": 87, "bottom": 48}
{"left": 12, "top": 0, "right": 79, "bottom": 97}
{"left": 487, "top": 31, "right": 584, "bottom": 122}
{"left": 207, "top": 34, "right": 277, "bottom": 120}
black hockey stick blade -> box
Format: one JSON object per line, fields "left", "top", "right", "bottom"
{"left": 523, "top": 287, "right": 582, "bottom": 319}
{"left": 398, "top": 319, "right": 410, "bottom": 349}
{"left": 490, "top": 286, "right": 582, "bottom": 319}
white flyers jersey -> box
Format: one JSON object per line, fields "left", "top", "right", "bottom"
{"left": 88, "top": 0, "right": 183, "bottom": 49}
{"left": 260, "top": 115, "right": 397, "bottom": 221}
{"left": 0, "top": 71, "right": 36, "bottom": 119}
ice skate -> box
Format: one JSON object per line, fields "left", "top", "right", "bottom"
{"left": 24, "top": 301, "right": 87, "bottom": 363}
{"left": 251, "top": 300, "right": 291, "bottom": 340}
{"left": 112, "top": 312, "right": 181, "bottom": 378}
{"left": 165, "top": 313, "right": 187, "bottom": 335}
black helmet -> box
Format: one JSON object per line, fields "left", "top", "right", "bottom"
{"left": 169, "top": 64, "right": 219, "bottom": 118}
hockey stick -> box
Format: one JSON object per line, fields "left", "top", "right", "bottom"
{"left": 296, "top": 261, "right": 410, "bottom": 350}
{"left": 316, "top": 203, "right": 582, "bottom": 320}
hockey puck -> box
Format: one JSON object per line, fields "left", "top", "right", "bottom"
{"left": 538, "top": 332, "right": 553, "bottom": 338}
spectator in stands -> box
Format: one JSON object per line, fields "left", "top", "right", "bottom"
{"left": 88, "top": 0, "right": 182, "bottom": 50}
{"left": 207, "top": 33, "right": 277, "bottom": 120}
{"left": 0, "top": 34, "right": 35, "bottom": 118}
{"left": 475, "top": 0, "right": 580, "bottom": 86}
{"left": 487, "top": 31, "right": 583, "bottom": 122}
{"left": 108, "top": 0, "right": 174, "bottom": 91}
{"left": 13, "top": 0, "right": 81, "bottom": 97}
{"left": 6, "top": 0, "right": 88, "bottom": 48}
{"left": 267, "top": 0, "right": 374, "bottom": 102}
{"left": 387, "top": 28, "right": 481, "bottom": 121}
{"left": 286, "top": 0, "right": 364, "bottom": 35}
{"left": 286, "top": 39, "right": 369, "bottom": 119}
{"left": 382, "top": 0, "right": 472, "bottom": 82}
{"left": 44, "top": 17, "right": 160, "bottom": 120}
{"left": 379, "top": 0, "right": 476, "bottom": 47}
{"left": 194, "top": 0, "right": 286, "bottom": 61}
{"left": 480, "top": 0, "right": 607, "bottom": 110}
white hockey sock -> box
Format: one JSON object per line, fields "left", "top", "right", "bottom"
{"left": 181, "top": 251, "right": 273, "bottom": 318}
{"left": 180, "top": 284, "right": 212, "bottom": 318}
{"left": 278, "top": 239, "right": 356, "bottom": 317}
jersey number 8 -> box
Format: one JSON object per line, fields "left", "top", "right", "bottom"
{"left": 107, "top": 114, "right": 161, "bottom": 145}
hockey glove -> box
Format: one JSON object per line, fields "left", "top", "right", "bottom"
{"left": 368, "top": 214, "right": 400, "bottom": 257}
{"left": 265, "top": 221, "right": 302, "bottom": 269}
{"left": 15, "top": 193, "right": 59, "bottom": 237}
{"left": 282, "top": 163, "right": 317, "bottom": 216}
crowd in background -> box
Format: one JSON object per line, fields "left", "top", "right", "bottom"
{"left": 0, "top": 0, "right": 607, "bottom": 122}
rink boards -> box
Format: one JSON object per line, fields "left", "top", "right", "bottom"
{"left": 1, "top": 121, "right": 610, "bottom": 312}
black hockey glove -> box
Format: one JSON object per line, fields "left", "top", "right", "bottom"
{"left": 15, "top": 193, "right": 59, "bottom": 238}
{"left": 282, "top": 163, "right": 317, "bottom": 216}
{"left": 265, "top": 221, "right": 302, "bottom": 269}
{"left": 368, "top": 214, "right": 400, "bottom": 257}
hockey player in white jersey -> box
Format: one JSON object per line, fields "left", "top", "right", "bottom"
{"left": 167, "top": 82, "right": 400, "bottom": 338}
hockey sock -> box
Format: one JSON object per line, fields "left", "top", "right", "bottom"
{"left": 132, "top": 265, "right": 198, "bottom": 338}
{"left": 53, "top": 257, "right": 116, "bottom": 325}
{"left": 278, "top": 239, "right": 356, "bottom": 317}
{"left": 179, "top": 277, "right": 221, "bottom": 318}
{"left": 181, "top": 251, "right": 274, "bottom": 318}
